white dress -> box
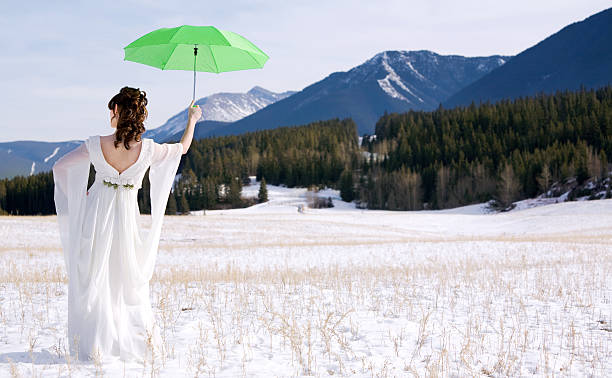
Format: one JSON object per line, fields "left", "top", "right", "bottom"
{"left": 52, "top": 134, "right": 183, "bottom": 362}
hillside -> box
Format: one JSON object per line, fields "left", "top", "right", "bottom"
{"left": 445, "top": 7, "right": 612, "bottom": 107}
{"left": 203, "top": 50, "right": 509, "bottom": 137}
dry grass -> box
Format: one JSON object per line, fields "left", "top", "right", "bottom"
{"left": 0, "top": 212, "right": 611, "bottom": 376}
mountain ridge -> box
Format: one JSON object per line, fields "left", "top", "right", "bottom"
{"left": 145, "top": 85, "right": 296, "bottom": 142}
{"left": 444, "top": 7, "right": 612, "bottom": 107}
{"left": 203, "top": 50, "right": 509, "bottom": 138}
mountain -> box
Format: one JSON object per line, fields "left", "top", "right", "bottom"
{"left": 195, "top": 50, "right": 509, "bottom": 137}
{"left": 1, "top": 52, "right": 508, "bottom": 178}
{"left": 0, "top": 86, "right": 295, "bottom": 178}
{"left": 144, "top": 86, "right": 296, "bottom": 142}
{"left": 445, "top": 7, "right": 612, "bottom": 108}
{"left": 0, "top": 140, "right": 82, "bottom": 179}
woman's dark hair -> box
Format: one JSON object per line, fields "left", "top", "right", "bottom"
{"left": 108, "top": 86, "right": 148, "bottom": 149}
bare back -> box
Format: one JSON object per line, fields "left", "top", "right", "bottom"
{"left": 99, "top": 134, "right": 143, "bottom": 175}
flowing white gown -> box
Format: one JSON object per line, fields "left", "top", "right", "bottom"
{"left": 52, "top": 134, "right": 183, "bottom": 362}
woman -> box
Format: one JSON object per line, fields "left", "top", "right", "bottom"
{"left": 52, "top": 86, "right": 202, "bottom": 362}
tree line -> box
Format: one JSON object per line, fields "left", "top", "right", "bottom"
{"left": 0, "top": 118, "right": 360, "bottom": 215}
{"left": 358, "top": 85, "right": 612, "bottom": 209}
{"left": 157, "top": 117, "right": 360, "bottom": 214}
{"left": 1, "top": 86, "right": 610, "bottom": 215}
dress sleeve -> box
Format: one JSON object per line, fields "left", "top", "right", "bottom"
{"left": 140, "top": 140, "right": 183, "bottom": 280}
{"left": 52, "top": 141, "right": 91, "bottom": 274}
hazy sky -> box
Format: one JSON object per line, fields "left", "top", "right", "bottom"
{"left": 1, "top": 0, "right": 609, "bottom": 142}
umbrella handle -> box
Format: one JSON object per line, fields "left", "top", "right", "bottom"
{"left": 192, "top": 45, "right": 198, "bottom": 104}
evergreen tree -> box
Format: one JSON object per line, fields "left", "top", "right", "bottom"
{"left": 339, "top": 169, "right": 355, "bottom": 202}
{"left": 202, "top": 177, "right": 217, "bottom": 209}
{"left": 258, "top": 177, "right": 268, "bottom": 203}
{"left": 576, "top": 148, "right": 589, "bottom": 185}
{"left": 177, "top": 193, "right": 190, "bottom": 214}
{"left": 227, "top": 177, "right": 243, "bottom": 206}
{"left": 165, "top": 192, "right": 177, "bottom": 215}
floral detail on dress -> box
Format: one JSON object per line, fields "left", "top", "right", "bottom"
{"left": 102, "top": 176, "right": 136, "bottom": 190}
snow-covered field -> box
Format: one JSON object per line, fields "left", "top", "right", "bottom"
{"left": 0, "top": 182, "right": 611, "bottom": 377}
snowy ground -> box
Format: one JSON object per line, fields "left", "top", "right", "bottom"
{"left": 0, "top": 181, "right": 611, "bottom": 377}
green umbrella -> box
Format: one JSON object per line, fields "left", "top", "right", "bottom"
{"left": 124, "top": 25, "right": 269, "bottom": 103}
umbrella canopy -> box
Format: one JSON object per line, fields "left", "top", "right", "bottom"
{"left": 124, "top": 25, "right": 269, "bottom": 101}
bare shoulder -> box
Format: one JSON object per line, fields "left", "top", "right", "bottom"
{"left": 100, "top": 134, "right": 112, "bottom": 146}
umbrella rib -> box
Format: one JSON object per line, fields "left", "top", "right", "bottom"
{"left": 161, "top": 44, "right": 180, "bottom": 70}
{"left": 244, "top": 50, "right": 264, "bottom": 68}
{"left": 208, "top": 45, "right": 220, "bottom": 73}
{"left": 167, "top": 27, "right": 185, "bottom": 44}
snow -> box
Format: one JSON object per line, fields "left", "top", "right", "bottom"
{"left": 43, "top": 147, "right": 60, "bottom": 163}
{"left": 361, "top": 150, "right": 382, "bottom": 162}
{"left": 377, "top": 53, "right": 425, "bottom": 104}
{"left": 0, "top": 180, "right": 610, "bottom": 376}
{"left": 405, "top": 60, "right": 426, "bottom": 82}
{"left": 29, "top": 162, "right": 35, "bottom": 176}
{"left": 147, "top": 87, "right": 294, "bottom": 141}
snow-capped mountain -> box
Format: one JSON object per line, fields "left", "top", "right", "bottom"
{"left": 144, "top": 86, "right": 296, "bottom": 142}
{"left": 210, "top": 50, "right": 510, "bottom": 137}
{"left": 345, "top": 50, "right": 508, "bottom": 106}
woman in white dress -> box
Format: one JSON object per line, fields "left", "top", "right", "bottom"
{"left": 52, "top": 87, "right": 202, "bottom": 363}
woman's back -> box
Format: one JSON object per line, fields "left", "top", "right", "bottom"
{"left": 99, "top": 134, "right": 144, "bottom": 175}
{"left": 53, "top": 134, "right": 184, "bottom": 362}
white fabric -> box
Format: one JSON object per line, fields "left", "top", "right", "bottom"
{"left": 52, "top": 135, "right": 183, "bottom": 362}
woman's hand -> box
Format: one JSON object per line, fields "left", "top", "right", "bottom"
{"left": 188, "top": 100, "right": 202, "bottom": 125}
{"left": 181, "top": 100, "right": 202, "bottom": 155}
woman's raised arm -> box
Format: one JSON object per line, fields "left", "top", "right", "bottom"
{"left": 179, "top": 100, "right": 202, "bottom": 155}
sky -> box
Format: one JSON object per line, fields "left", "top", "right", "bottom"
{"left": 0, "top": 0, "right": 610, "bottom": 142}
